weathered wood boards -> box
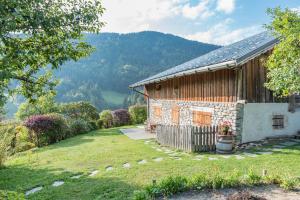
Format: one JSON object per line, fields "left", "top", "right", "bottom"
{"left": 145, "top": 52, "right": 277, "bottom": 103}
{"left": 156, "top": 125, "right": 218, "bottom": 152}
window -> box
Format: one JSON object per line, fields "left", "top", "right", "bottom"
{"left": 171, "top": 106, "right": 180, "bottom": 124}
{"left": 153, "top": 106, "right": 162, "bottom": 118}
{"left": 272, "top": 114, "right": 284, "bottom": 129}
{"left": 155, "top": 84, "right": 162, "bottom": 91}
{"left": 192, "top": 111, "right": 212, "bottom": 126}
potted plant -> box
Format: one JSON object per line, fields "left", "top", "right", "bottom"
{"left": 216, "top": 121, "right": 234, "bottom": 154}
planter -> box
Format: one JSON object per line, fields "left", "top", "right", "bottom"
{"left": 216, "top": 135, "right": 234, "bottom": 154}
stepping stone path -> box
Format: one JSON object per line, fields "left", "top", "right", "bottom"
{"left": 89, "top": 170, "right": 99, "bottom": 177}
{"left": 169, "top": 153, "right": 179, "bottom": 157}
{"left": 156, "top": 148, "right": 163, "bottom": 152}
{"left": 164, "top": 150, "right": 173, "bottom": 154}
{"left": 138, "top": 160, "right": 147, "bottom": 164}
{"left": 52, "top": 181, "right": 64, "bottom": 187}
{"left": 235, "top": 155, "right": 245, "bottom": 160}
{"left": 153, "top": 157, "right": 163, "bottom": 162}
{"left": 25, "top": 186, "right": 43, "bottom": 196}
{"left": 123, "top": 163, "right": 131, "bottom": 168}
{"left": 192, "top": 158, "right": 202, "bottom": 161}
{"left": 71, "top": 174, "right": 83, "bottom": 179}
{"left": 208, "top": 157, "right": 218, "bottom": 161}
{"left": 106, "top": 166, "right": 113, "bottom": 171}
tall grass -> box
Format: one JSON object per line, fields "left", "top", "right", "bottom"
{"left": 0, "top": 127, "right": 14, "bottom": 167}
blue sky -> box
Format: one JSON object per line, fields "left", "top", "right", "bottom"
{"left": 102, "top": 0, "right": 299, "bottom": 45}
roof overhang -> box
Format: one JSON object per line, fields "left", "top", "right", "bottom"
{"left": 129, "top": 38, "right": 279, "bottom": 89}
{"left": 129, "top": 60, "right": 237, "bottom": 88}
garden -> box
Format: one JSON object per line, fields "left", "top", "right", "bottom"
{"left": 0, "top": 123, "right": 299, "bottom": 199}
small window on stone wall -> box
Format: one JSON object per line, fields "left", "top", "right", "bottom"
{"left": 155, "top": 84, "right": 162, "bottom": 91}
{"left": 193, "top": 111, "right": 212, "bottom": 126}
{"left": 153, "top": 106, "right": 162, "bottom": 118}
{"left": 171, "top": 106, "right": 180, "bottom": 124}
{"left": 272, "top": 114, "right": 284, "bottom": 129}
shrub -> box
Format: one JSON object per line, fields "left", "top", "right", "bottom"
{"left": 96, "top": 119, "right": 103, "bottom": 129}
{"left": 0, "top": 127, "right": 14, "bottom": 167}
{"left": 132, "top": 190, "right": 151, "bottom": 200}
{"left": 243, "top": 169, "right": 262, "bottom": 185}
{"left": 59, "top": 101, "right": 99, "bottom": 122}
{"left": 24, "top": 113, "right": 69, "bottom": 147}
{"left": 68, "top": 119, "right": 92, "bottom": 135}
{"left": 99, "top": 110, "right": 113, "bottom": 128}
{"left": 15, "top": 126, "right": 35, "bottom": 152}
{"left": 129, "top": 105, "right": 147, "bottom": 124}
{"left": 0, "top": 190, "right": 25, "bottom": 200}
{"left": 112, "top": 109, "right": 131, "bottom": 126}
{"left": 280, "top": 177, "right": 298, "bottom": 190}
{"left": 159, "top": 176, "right": 188, "bottom": 197}
{"left": 15, "top": 93, "right": 59, "bottom": 120}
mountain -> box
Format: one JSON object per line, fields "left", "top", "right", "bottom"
{"left": 54, "top": 31, "right": 220, "bottom": 110}
{"left": 5, "top": 31, "right": 220, "bottom": 117}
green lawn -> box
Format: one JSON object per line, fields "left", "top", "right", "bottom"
{"left": 0, "top": 128, "right": 300, "bottom": 199}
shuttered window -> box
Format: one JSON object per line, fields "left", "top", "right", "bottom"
{"left": 192, "top": 111, "right": 212, "bottom": 126}
{"left": 153, "top": 106, "right": 162, "bottom": 118}
{"left": 272, "top": 115, "right": 284, "bottom": 129}
{"left": 171, "top": 106, "right": 180, "bottom": 124}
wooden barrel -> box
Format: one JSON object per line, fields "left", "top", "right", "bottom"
{"left": 216, "top": 135, "right": 233, "bottom": 154}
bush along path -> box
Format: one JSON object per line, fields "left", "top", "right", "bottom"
{"left": 22, "top": 137, "right": 300, "bottom": 198}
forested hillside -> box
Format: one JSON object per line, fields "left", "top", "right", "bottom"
{"left": 6, "top": 31, "right": 220, "bottom": 116}
{"left": 54, "top": 31, "right": 220, "bottom": 110}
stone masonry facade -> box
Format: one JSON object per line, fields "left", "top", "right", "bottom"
{"left": 149, "top": 99, "right": 244, "bottom": 143}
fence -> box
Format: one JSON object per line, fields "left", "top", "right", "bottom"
{"left": 156, "top": 125, "right": 218, "bottom": 152}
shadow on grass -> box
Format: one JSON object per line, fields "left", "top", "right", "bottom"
{"left": 0, "top": 164, "right": 139, "bottom": 200}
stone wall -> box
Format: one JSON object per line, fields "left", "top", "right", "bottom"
{"left": 149, "top": 99, "right": 244, "bottom": 143}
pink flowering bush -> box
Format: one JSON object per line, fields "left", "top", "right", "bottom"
{"left": 24, "top": 113, "right": 69, "bottom": 146}
{"left": 112, "top": 109, "right": 131, "bottom": 126}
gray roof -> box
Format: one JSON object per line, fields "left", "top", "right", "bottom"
{"left": 130, "top": 31, "right": 278, "bottom": 88}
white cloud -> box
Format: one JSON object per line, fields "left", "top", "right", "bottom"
{"left": 291, "top": 7, "right": 300, "bottom": 14}
{"left": 101, "top": 0, "right": 218, "bottom": 33}
{"left": 216, "top": 0, "right": 235, "bottom": 14}
{"left": 182, "top": 0, "right": 214, "bottom": 20}
{"left": 185, "top": 19, "right": 263, "bottom": 45}
{"left": 102, "top": 0, "right": 184, "bottom": 33}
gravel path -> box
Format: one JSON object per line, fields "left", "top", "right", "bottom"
{"left": 169, "top": 185, "right": 300, "bottom": 200}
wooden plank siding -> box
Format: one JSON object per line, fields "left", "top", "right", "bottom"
{"left": 145, "top": 52, "right": 278, "bottom": 103}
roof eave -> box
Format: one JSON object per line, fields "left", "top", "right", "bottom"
{"left": 129, "top": 60, "right": 237, "bottom": 88}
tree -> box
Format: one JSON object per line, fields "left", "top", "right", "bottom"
{"left": 59, "top": 101, "right": 99, "bottom": 121}
{"left": 15, "top": 93, "right": 59, "bottom": 120}
{"left": 0, "top": 0, "right": 104, "bottom": 107}
{"left": 265, "top": 7, "right": 300, "bottom": 96}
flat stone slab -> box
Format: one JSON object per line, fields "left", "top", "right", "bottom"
{"left": 155, "top": 148, "right": 163, "bottom": 152}
{"left": 235, "top": 155, "right": 245, "bottom": 160}
{"left": 221, "top": 155, "right": 231, "bottom": 159}
{"left": 138, "top": 160, "right": 147, "bottom": 164}
{"left": 71, "top": 174, "right": 83, "bottom": 179}
{"left": 120, "top": 128, "right": 155, "bottom": 140}
{"left": 257, "top": 151, "right": 273, "bottom": 155}
{"left": 106, "top": 166, "right": 113, "bottom": 171}
{"left": 153, "top": 157, "right": 163, "bottom": 162}
{"left": 280, "top": 141, "right": 298, "bottom": 146}
{"left": 52, "top": 181, "right": 64, "bottom": 187}
{"left": 25, "top": 186, "right": 43, "bottom": 196}
{"left": 208, "top": 157, "right": 218, "bottom": 161}
{"left": 89, "top": 170, "right": 99, "bottom": 177}
{"left": 169, "top": 153, "right": 179, "bottom": 157}
{"left": 243, "top": 153, "right": 258, "bottom": 157}
{"left": 192, "top": 158, "right": 202, "bottom": 161}
{"left": 172, "top": 157, "right": 182, "bottom": 160}
{"left": 123, "top": 163, "right": 131, "bottom": 168}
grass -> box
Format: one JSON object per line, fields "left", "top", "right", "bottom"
{"left": 0, "top": 127, "right": 299, "bottom": 199}
{"left": 102, "top": 90, "right": 127, "bottom": 106}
